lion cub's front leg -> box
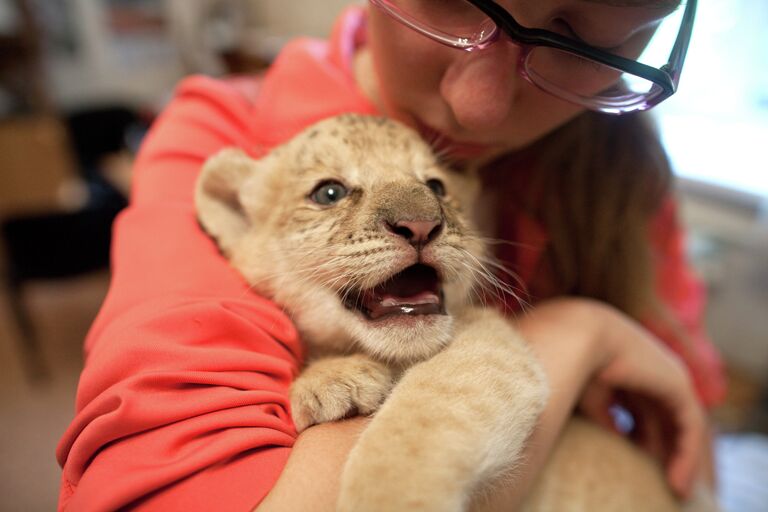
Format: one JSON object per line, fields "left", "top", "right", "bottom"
{"left": 337, "top": 308, "right": 548, "bottom": 512}
{"left": 290, "top": 354, "right": 396, "bottom": 432}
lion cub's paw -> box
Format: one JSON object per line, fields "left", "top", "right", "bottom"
{"left": 290, "top": 354, "right": 395, "bottom": 432}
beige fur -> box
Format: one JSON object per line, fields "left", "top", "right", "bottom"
{"left": 195, "top": 114, "right": 712, "bottom": 511}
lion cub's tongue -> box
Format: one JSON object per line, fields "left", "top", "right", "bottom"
{"left": 363, "top": 265, "right": 442, "bottom": 320}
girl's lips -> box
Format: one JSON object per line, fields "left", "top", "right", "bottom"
{"left": 414, "top": 119, "right": 495, "bottom": 161}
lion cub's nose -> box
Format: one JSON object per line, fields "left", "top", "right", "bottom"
{"left": 387, "top": 219, "right": 443, "bottom": 247}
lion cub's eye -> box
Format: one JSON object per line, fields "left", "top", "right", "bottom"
{"left": 426, "top": 178, "right": 446, "bottom": 198}
{"left": 309, "top": 180, "right": 348, "bottom": 205}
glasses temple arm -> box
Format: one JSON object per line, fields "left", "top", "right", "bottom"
{"left": 664, "top": 0, "right": 697, "bottom": 86}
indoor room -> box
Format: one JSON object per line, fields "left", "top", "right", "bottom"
{"left": 1, "top": 1, "right": 766, "bottom": 510}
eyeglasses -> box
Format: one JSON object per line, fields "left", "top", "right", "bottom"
{"left": 369, "top": 0, "right": 697, "bottom": 115}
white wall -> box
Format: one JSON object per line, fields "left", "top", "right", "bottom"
{"left": 243, "top": 0, "right": 356, "bottom": 57}
{"left": 247, "top": 0, "right": 356, "bottom": 38}
{"left": 41, "top": 0, "right": 362, "bottom": 108}
{"left": 46, "top": 0, "right": 184, "bottom": 110}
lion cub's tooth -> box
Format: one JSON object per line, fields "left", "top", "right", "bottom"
{"left": 380, "top": 293, "right": 440, "bottom": 307}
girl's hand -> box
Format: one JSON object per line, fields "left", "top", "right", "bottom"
{"left": 572, "top": 300, "right": 706, "bottom": 499}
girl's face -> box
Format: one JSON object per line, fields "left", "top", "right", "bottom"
{"left": 357, "top": 0, "right": 679, "bottom": 163}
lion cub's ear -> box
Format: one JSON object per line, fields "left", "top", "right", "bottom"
{"left": 196, "top": 148, "right": 266, "bottom": 255}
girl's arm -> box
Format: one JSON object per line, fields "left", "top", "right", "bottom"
{"left": 56, "top": 76, "right": 304, "bottom": 512}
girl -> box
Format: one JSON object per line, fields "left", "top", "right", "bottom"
{"left": 57, "top": 1, "right": 725, "bottom": 510}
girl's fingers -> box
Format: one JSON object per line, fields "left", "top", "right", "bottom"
{"left": 627, "top": 396, "right": 666, "bottom": 463}
{"left": 578, "top": 382, "right": 618, "bottom": 433}
{"left": 666, "top": 401, "right": 704, "bottom": 499}
{"left": 570, "top": 301, "right": 707, "bottom": 499}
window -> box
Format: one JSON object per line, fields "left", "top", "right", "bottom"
{"left": 653, "top": 0, "right": 768, "bottom": 198}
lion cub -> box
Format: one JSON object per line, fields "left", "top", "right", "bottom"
{"left": 196, "top": 114, "right": 691, "bottom": 512}
{"left": 196, "top": 114, "right": 546, "bottom": 510}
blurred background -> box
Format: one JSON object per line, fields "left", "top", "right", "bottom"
{"left": 0, "top": 0, "right": 765, "bottom": 510}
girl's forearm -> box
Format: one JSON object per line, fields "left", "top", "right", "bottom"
{"left": 256, "top": 417, "right": 370, "bottom": 512}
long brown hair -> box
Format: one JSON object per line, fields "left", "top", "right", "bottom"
{"left": 524, "top": 111, "right": 673, "bottom": 320}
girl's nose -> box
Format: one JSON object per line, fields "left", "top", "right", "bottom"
{"left": 439, "top": 39, "right": 521, "bottom": 131}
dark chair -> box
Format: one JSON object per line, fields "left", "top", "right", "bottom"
{"left": 1, "top": 105, "right": 142, "bottom": 381}
{"left": 1, "top": 205, "right": 123, "bottom": 379}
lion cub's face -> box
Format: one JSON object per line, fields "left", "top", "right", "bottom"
{"left": 197, "top": 115, "right": 484, "bottom": 364}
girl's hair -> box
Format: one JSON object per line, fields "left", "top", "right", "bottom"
{"left": 525, "top": 111, "right": 673, "bottom": 320}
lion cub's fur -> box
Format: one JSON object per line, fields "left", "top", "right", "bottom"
{"left": 196, "top": 114, "right": 701, "bottom": 511}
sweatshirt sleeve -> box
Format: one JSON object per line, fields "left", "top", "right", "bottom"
{"left": 56, "top": 75, "right": 303, "bottom": 512}
{"left": 645, "top": 197, "right": 727, "bottom": 409}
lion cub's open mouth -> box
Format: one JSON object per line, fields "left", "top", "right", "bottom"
{"left": 343, "top": 264, "right": 445, "bottom": 321}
